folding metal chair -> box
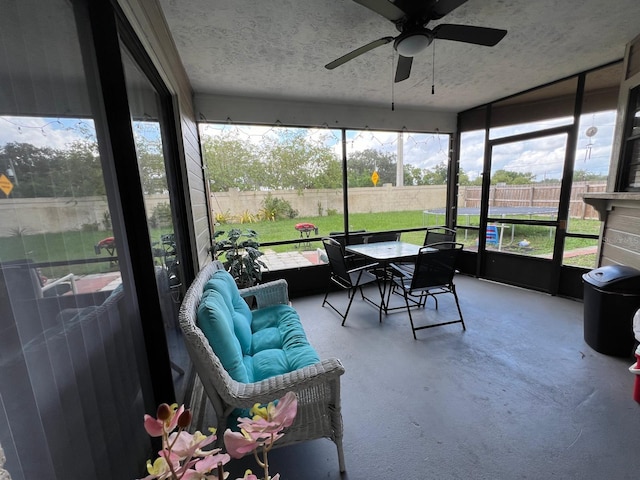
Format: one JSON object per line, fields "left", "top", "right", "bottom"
{"left": 389, "top": 242, "right": 466, "bottom": 339}
{"left": 321, "top": 237, "right": 383, "bottom": 325}
{"left": 393, "top": 227, "right": 457, "bottom": 278}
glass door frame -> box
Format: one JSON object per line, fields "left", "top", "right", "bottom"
{"left": 474, "top": 121, "right": 579, "bottom": 293}
{"left": 87, "top": 0, "right": 196, "bottom": 406}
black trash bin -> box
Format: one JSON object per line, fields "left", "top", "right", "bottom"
{"left": 582, "top": 265, "right": 640, "bottom": 357}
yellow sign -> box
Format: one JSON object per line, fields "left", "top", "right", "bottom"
{"left": 371, "top": 170, "right": 379, "bottom": 186}
{"left": 0, "top": 174, "right": 13, "bottom": 196}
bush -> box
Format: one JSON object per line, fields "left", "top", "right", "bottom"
{"left": 102, "top": 210, "right": 111, "bottom": 230}
{"left": 262, "top": 193, "right": 298, "bottom": 220}
{"left": 81, "top": 220, "right": 100, "bottom": 232}
{"left": 237, "top": 210, "right": 256, "bottom": 224}
{"left": 9, "top": 226, "right": 29, "bottom": 237}
{"left": 150, "top": 202, "right": 172, "bottom": 228}
{"left": 215, "top": 210, "right": 233, "bottom": 224}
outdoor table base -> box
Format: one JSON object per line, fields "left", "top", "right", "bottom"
{"left": 345, "top": 241, "right": 427, "bottom": 315}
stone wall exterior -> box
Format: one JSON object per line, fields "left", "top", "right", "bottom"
{"left": 0, "top": 194, "right": 171, "bottom": 237}
{"left": 210, "top": 184, "right": 448, "bottom": 218}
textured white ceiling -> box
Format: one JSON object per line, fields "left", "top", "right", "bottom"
{"left": 158, "top": 0, "right": 640, "bottom": 113}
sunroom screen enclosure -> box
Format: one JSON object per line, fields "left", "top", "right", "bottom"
{"left": 200, "top": 122, "right": 452, "bottom": 269}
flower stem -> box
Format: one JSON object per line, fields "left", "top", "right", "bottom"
{"left": 262, "top": 447, "right": 269, "bottom": 480}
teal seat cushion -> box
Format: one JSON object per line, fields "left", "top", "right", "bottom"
{"left": 247, "top": 304, "right": 320, "bottom": 382}
{"left": 197, "top": 269, "right": 319, "bottom": 384}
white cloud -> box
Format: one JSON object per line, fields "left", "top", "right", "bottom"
{"left": 460, "top": 110, "right": 617, "bottom": 181}
{"left": 0, "top": 116, "right": 95, "bottom": 150}
{"left": 202, "top": 111, "right": 618, "bottom": 181}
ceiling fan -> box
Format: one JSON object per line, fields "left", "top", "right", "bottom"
{"left": 325, "top": 0, "right": 507, "bottom": 83}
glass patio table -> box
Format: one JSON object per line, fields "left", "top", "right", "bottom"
{"left": 345, "top": 241, "right": 431, "bottom": 314}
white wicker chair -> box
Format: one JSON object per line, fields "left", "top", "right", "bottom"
{"left": 178, "top": 261, "right": 346, "bottom": 472}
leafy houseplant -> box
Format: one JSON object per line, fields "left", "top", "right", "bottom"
{"left": 211, "top": 228, "right": 266, "bottom": 288}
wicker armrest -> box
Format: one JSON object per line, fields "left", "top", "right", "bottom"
{"left": 238, "top": 279, "right": 289, "bottom": 309}
{"left": 225, "top": 358, "right": 345, "bottom": 407}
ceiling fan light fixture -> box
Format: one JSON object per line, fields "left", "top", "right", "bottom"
{"left": 394, "top": 32, "right": 433, "bottom": 57}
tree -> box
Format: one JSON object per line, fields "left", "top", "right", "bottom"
{"left": 572, "top": 169, "right": 608, "bottom": 182}
{"left": 202, "top": 136, "right": 262, "bottom": 191}
{"left": 261, "top": 131, "right": 341, "bottom": 190}
{"left": 422, "top": 162, "right": 448, "bottom": 185}
{"left": 403, "top": 164, "right": 424, "bottom": 186}
{"left": 491, "top": 169, "right": 536, "bottom": 184}
{"left": 0, "top": 141, "right": 104, "bottom": 198}
{"left": 133, "top": 133, "right": 168, "bottom": 195}
{"left": 347, "top": 149, "right": 396, "bottom": 187}
{"left": 53, "top": 141, "right": 105, "bottom": 196}
{"left": 457, "top": 167, "right": 473, "bottom": 185}
{"left": 1, "top": 142, "right": 55, "bottom": 197}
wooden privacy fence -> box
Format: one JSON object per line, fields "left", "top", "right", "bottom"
{"left": 460, "top": 182, "right": 606, "bottom": 219}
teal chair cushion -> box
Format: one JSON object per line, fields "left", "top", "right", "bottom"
{"left": 197, "top": 270, "right": 319, "bottom": 384}
{"left": 247, "top": 304, "right": 320, "bottom": 382}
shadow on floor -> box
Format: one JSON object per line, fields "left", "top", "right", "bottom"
{"left": 211, "top": 275, "right": 640, "bottom": 479}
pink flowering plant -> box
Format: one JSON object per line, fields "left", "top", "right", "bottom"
{"left": 139, "top": 392, "right": 298, "bottom": 480}
{"left": 224, "top": 391, "right": 298, "bottom": 480}
{"left": 139, "top": 402, "right": 230, "bottom": 479}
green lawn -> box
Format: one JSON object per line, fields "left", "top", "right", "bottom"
{"left": 219, "top": 211, "right": 600, "bottom": 259}
{"left": 0, "top": 210, "right": 602, "bottom": 277}
{"left": 0, "top": 228, "right": 174, "bottom": 278}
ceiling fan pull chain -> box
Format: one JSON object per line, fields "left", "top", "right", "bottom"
{"left": 432, "top": 43, "right": 436, "bottom": 95}
{"left": 391, "top": 51, "right": 395, "bottom": 111}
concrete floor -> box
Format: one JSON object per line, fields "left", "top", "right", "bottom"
{"left": 222, "top": 274, "right": 640, "bottom": 480}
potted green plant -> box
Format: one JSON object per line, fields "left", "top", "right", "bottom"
{"left": 211, "top": 228, "right": 266, "bottom": 288}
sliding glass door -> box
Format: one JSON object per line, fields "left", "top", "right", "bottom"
{"left": 119, "top": 41, "right": 190, "bottom": 402}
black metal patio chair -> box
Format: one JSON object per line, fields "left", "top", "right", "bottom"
{"left": 393, "top": 227, "right": 457, "bottom": 278}
{"left": 321, "top": 237, "right": 383, "bottom": 325}
{"left": 388, "top": 242, "right": 465, "bottom": 339}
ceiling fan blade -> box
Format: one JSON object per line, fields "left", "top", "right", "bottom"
{"left": 395, "top": 55, "right": 413, "bottom": 82}
{"left": 430, "top": 0, "right": 469, "bottom": 20}
{"left": 433, "top": 24, "right": 507, "bottom": 46}
{"left": 353, "top": 0, "right": 406, "bottom": 22}
{"left": 325, "top": 36, "right": 394, "bottom": 70}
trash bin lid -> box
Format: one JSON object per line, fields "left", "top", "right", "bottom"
{"left": 583, "top": 265, "right": 640, "bottom": 290}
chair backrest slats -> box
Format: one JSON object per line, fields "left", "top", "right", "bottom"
{"left": 423, "top": 227, "right": 456, "bottom": 247}
{"left": 364, "top": 232, "right": 400, "bottom": 243}
{"left": 329, "top": 230, "right": 367, "bottom": 246}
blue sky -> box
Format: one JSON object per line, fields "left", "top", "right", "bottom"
{"left": 2, "top": 112, "right": 617, "bottom": 183}
{"left": 0, "top": 116, "right": 96, "bottom": 150}
{"left": 461, "top": 110, "right": 616, "bottom": 181}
